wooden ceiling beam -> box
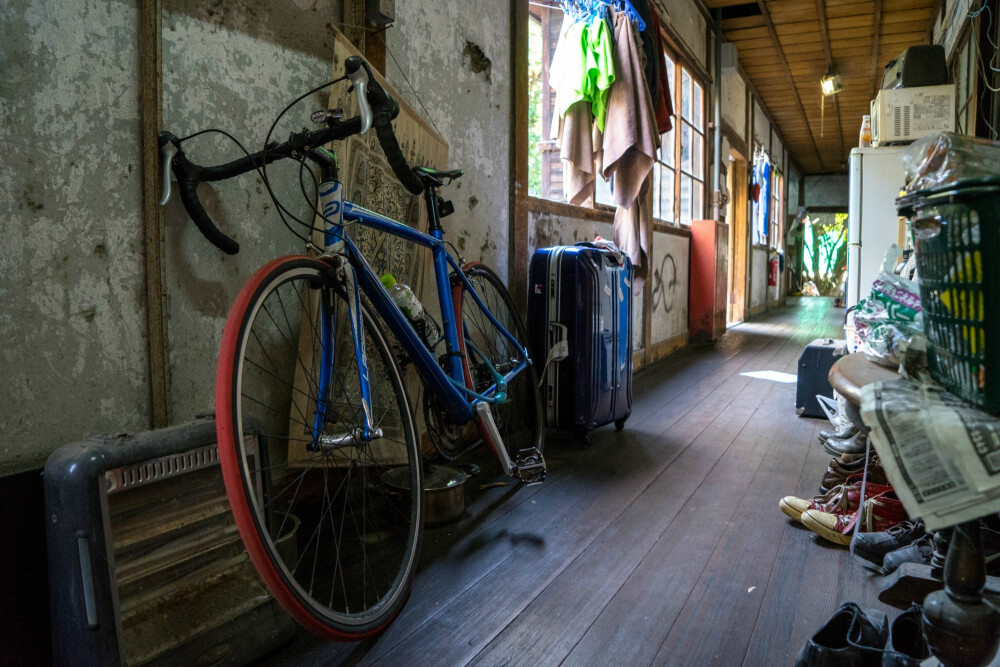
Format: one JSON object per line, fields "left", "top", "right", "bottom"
{"left": 754, "top": 0, "right": 825, "bottom": 170}
{"left": 869, "top": 0, "right": 884, "bottom": 97}
{"left": 814, "top": 0, "right": 846, "bottom": 165}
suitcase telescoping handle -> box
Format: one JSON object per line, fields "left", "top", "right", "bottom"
{"left": 537, "top": 323, "right": 569, "bottom": 389}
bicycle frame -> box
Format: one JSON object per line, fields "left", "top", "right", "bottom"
{"left": 310, "top": 179, "right": 529, "bottom": 445}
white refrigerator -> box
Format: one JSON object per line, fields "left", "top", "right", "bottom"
{"left": 846, "top": 146, "right": 907, "bottom": 308}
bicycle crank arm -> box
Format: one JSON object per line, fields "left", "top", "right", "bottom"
{"left": 474, "top": 402, "right": 546, "bottom": 484}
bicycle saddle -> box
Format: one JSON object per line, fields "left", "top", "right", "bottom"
{"left": 413, "top": 166, "right": 463, "bottom": 187}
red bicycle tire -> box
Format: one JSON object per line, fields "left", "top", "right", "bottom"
{"left": 215, "top": 254, "right": 419, "bottom": 640}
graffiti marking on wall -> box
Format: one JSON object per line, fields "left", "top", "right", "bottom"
{"left": 652, "top": 253, "right": 677, "bottom": 314}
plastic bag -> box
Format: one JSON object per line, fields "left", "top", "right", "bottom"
{"left": 853, "top": 245, "right": 923, "bottom": 367}
{"left": 902, "top": 131, "right": 1000, "bottom": 193}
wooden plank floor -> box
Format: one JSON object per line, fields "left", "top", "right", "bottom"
{"left": 261, "top": 297, "right": 895, "bottom": 666}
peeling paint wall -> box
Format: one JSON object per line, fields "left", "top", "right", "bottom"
{"left": 721, "top": 70, "right": 746, "bottom": 137}
{"left": 160, "top": 0, "right": 342, "bottom": 422}
{"left": 787, "top": 167, "right": 801, "bottom": 214}
{"left": 0, "top": 0, "right": 149, "bottom": 475}
{"left": 805, "top": 174, "right": 849, "bottom": 208}
{"left": 750, "top": 246, "right": 767, "bottom": 311}
{"left": 385, "top": 1, "right": 510, "bottom": 273}
{"left": 649, "top": 232, "right": 689, "bottom": 345}
{"left": 753, "top": 101, "right": 770, "bottom": 148}
{"left": 655, "top": 0, "right": 707, "bottom": 68}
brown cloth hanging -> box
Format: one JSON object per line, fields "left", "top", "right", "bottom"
{"left": 602, "top": 9, "right": 659, "bottom": 293}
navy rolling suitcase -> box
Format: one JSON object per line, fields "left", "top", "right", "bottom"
{"left": 527, "top": 243, "right": 633, "bottom": 439}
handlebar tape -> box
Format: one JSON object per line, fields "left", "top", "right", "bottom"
{"left": 177, "top": 171, "right": 240, "bottom": 255}
{"left": 372, "top": 107, "right": 424, "bottom": 196}
{"left": 357, "top": 60, "right": 424, "bottom": 196}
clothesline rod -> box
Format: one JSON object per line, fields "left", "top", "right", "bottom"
{"left": 528, "top": 0, "right": 563, "bottom": 9}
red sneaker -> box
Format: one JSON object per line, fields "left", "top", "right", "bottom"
{"left": 780, "top": 474, "right": 892, "bottom": 523}
{"left": 801, "top": 491, "right": 907, "bottom": 546}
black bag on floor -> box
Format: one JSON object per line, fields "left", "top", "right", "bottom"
{"left": 797, "top": 338, "right": 844, "bottom": 418}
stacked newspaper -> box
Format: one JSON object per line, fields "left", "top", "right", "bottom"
{"left": 860, "top": 379, "right": 1000, "bottom": 531}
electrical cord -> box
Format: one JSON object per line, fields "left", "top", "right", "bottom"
{"left": 175, "top": 127, "right": 317, "bottom": 245}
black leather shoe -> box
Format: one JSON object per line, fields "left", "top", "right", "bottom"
{"left": 852, "top": 520, "right": 926, "bottom": 568}
{"left": 824, "top": 432, "right": 868, "bottom": 456}
{"left": 882, "top": 604, "right": 929, "bottom": 666}
{"left": 883, "top": 534, "right": 935, "bottom": 575}
{"left": 795, "top": 601, "right": 888, "bottom": 666}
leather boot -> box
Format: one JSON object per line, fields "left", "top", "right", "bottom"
{"left": 821, "top": 456, "right": 882, "bottom": 494}
{"left": 824, "top": 431, "right": 868, "bottom": 457}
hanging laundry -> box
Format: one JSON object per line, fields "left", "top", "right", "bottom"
{"left": 559, "top": 101, "right": 597, "bottom": 205}
{"left": 752, "top": 155, "right": 771, "bottom": 245}
{"left": 602, "top": 8, "right": 659, "bottom": 292}
{"left": 645, "top": 6, "right": 673, "bottom": 134}
{"left": 633, "top": 0, "right": 659, "bottom": 103}
{"left": 550, "top": 8, "right": 616, "bottom": 204}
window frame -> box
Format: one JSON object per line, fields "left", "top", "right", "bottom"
{"left": 523, "top": 5, "right": 708, "bottom": 227}
{"left": 652, "top": 50, "right": 707, "bottom": 227}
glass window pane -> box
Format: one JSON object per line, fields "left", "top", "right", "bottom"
{"left": 595, "top": 173, "right": 614, "bottom": 207}
{"left": 665, "top": 54, "right": 675, "bottom": 104}
{"left": 681, "top": 124, "right": 692, "bottom": 173}
{"left": 680, "top": 69, "right": 692, "bottom": 122}
{"left": 692, "top": 180, "right": 703, "bottom": 222}
{"left": 692, "top": 79, "right": 703, "bottom": 131}
{"left": 528, "top": 14, "right": 543, "bottom": 198}
{"left": 691, "top": 129, "right": 703, "bottom": 178}
{"left": 661, "top": 128, "right": 675, "bottom": 168}
{"left": 680, "top": 174, "right": 692, "bottom": 225}
{"left": 661, "top": 168, "right": 675, "bottom": 223}
{"left": 652, "top": 165, "right": 661, "bottom": 220}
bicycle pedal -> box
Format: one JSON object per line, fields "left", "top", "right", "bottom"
{"left": 515, "top": 448, "right": 546, "bottom": 485}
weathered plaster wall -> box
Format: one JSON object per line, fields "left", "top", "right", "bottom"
{"left": 160, "top": 0, "right": 341, "bottom": 422}
{"left": 385, "top": 1, "right": 510, "bottom": 274}
{"left": 753, "top": 101, "right": 770, "bottom": 147}
{"left": 787, "top": 167, "right": 801, "bottom": 214}
{"left": 805, "top": 174, "right": 849, "bottom": 208}
{"left": 0, "top": 0, "right": 149, "bottom": 475}
{"left": 721, "top": 70, "right": 746, "bottom": 137}
{"left": 528, "top": 213, "right": 647, "bottom": 354}
{"left": 655, "top": 0, "right": 707, "bottom": 68}
{"left": 649, "top": 231, "right": 689, "bottom": 345}
{"left": 750, "top": 246, "right": 767, "bottom": 311}
{"left": 770, "top": 128, "right": 784, "bottom": 171}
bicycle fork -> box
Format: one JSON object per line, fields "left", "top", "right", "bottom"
{"left": 310, "top": 255, "right": 382, "bottom": 452}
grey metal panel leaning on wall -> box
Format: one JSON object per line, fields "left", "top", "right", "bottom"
{"left": 0, "top": 0, "right": 149, "bottom": 476}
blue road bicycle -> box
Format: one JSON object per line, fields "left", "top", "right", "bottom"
{"left": 159, "top": 56, "right": 544, "bottom": 639}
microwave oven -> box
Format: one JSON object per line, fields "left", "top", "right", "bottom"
{"left": 870, "top": 84, "right": 956, "bottom": 146}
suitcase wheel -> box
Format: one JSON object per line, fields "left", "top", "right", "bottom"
{"left": 615, "top": 417, "right": 627, "bottom": 431}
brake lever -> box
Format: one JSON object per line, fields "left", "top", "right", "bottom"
{"left": 159, "top": 141, "right": 178, "bottom": 205}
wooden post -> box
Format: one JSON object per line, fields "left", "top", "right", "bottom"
{"left": 511, "top": 0, "right": 529, "bottom": 314}
{"left": 140, "top": 0, "right": 170, "bottom": 428}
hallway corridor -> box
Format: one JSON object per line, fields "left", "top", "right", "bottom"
{"left": 265, "top": 298, "right": 887, "bottom": 666}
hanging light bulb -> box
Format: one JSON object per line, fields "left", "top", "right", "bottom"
{"left": 820, "top": 73, "right": 843, "bottom": 96}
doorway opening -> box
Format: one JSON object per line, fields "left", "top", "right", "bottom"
{"left": 726, "top": 151, "right": 748, "bottom": 324}
{"left": 799, "top": 212, "right": 848, "bottom": 298}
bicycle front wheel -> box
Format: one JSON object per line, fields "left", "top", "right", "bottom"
{"left": 455, "top": 263, "right": 544, "bottom": 468}
{"left": 216, "top": 255, "right": 422, "bottom": 640}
